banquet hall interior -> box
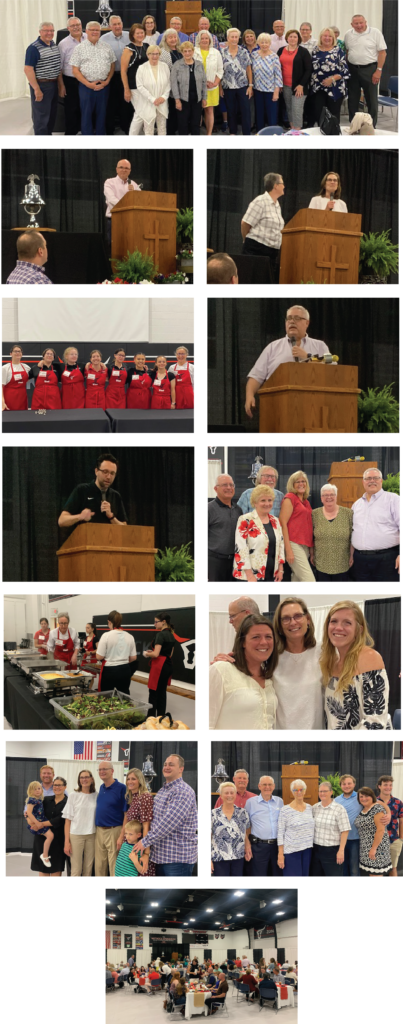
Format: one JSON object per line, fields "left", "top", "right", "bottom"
{"left": 105, "top": 887, "right": 298, "bottom": 1022}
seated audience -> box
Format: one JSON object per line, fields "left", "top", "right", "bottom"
{"left": 207, "top": 253, "right": 238, "bottom": 283}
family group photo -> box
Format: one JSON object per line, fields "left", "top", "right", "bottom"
{"left": 210, "top": 740, "right": 403, "bottom": 877}
{"left": 6, "top": 739, "right": 198, "bottom": 877}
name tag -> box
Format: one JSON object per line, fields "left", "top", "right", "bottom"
{"left": 14, "top": 374, "right": 22, "bottom": 381}
{"left": 88, "top": 373, "right": 96, "bottom": 380}
{"left": 39, "top": 635, "right": 45, "bottom": 641}
{"left": 132, "top": 374, "right": 139, "bottom": 380}
{"left": 63, "top": 371, "right": 71, "bottom": 378}
{"left": 112, "top": 370, "right": 120, "bottom": 377}
{"left": 154, "top": 379, "right": 162, "bottom": 387}
{"left": 55, "top": 639, "right": 64, "bottom": 646}
{"left": 38, "top": 371, "right": 47, "bottom": 378}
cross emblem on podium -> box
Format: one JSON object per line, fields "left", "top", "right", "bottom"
{"left": 143, "top": 220, "right": 169, "bottom": 265}
{"left": 317, "top": 245, "right": 349, "bottom": 284}
{"left": 304, "top": 407, "right": 345, "bottom": 432}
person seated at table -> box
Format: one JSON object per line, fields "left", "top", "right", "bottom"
{"left": 211, "top": 781, "right": 251, "bottom": 876}
{"left": 245, "top": 304, "right": 329, "bottom": 418}
{"left": 149, "top": 355, "right": 176, "bottom": 409}
{"left": 309, "top": 171, "right": 348, "bottom": 212}
{"left": 209, "top": 613, "right": 278, "bottom": 729}
{"left": 310, "top": 28, "right": 350, "bottom": 126}
{"left": 29, "top": 347, "right": 62, "bottom": 410}
{"left": 205, "top": 974, "right": 228, "bottom": 1014}
{"left": 130, "top": 45, "right": 170, "bottom": 136}
{"left": 172, "top": 978, "right": 187, "bottom": 1012}
{"left": 277, "top": 779, "right": 315, "bottom": 875}
{"left": 2, "top": 344, "right": 31, "bottom": 411}
{"left": 240, "top": 968, "right": 259, "bottom": 1001}
{"left": 84, "top": 349, "right": 107, "bottom": 408}
{"left": 207, "top": 253, "right": 238, "bottom": 284}
{"left": 284, "top": 968, "right": 298, "bottom": 987}
{"left": 320, "top": 600, "right": 391, "bottom": 729}
{"left": 233, "top": 485, "right": 285, "bottom": 582}
{"left": 171, "top": 40, "right": 207, "bottom": 136}
{"left": 105, "top": 348, "right": 127, "bottom": 408}
{"left": 126, "top": 352, "right": 152, "bottom": 408}
{"left": 194, "top": 31, "right": 223, "bottom": 135}
{"left": 251, "top": 34, "right": 283, "bottom": 131}
{"left": 279, "top": 471, "right": 315, "bottom": 582}
{"left": 311, "top": 484, "right": 353, "bottom": 581}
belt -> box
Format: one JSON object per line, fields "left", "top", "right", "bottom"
{"left": 350, "top": 62, "right": 376, "bottom": 67}
{"left": 97, "top": 825, "right": 119, "bottom": 829}
{"left": 36, "top": 78, "right": 59, "bottom": 82}
{"left": 250, "top": 835, "right": 277, "bottom": 845}
{"left": 209, "top": 551, "right": 233, "bottom": 560}
{"left": 355, "top": 546, "right": 398, "bottom": 555}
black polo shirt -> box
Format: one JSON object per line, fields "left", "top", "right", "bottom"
{"left": 62, "top": 480, "right": 127, "bottom": 525}
{"left": 208, "top": 496, "right": 242, "bottom": 557}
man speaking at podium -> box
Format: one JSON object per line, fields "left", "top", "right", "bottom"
{"left": 245, "top": 305, "right": 329, "bottom": 419}
{"left": 104, "top": 159, "right": 141, "bottom": 248}
{"left": 58, "top": 453, "right": 127, "bottom": 530}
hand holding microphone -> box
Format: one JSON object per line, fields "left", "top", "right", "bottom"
{"left": 326, "top": 191, "right": 335, "bottom": 211}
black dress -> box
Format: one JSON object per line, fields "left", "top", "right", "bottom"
{"left": 30, "top": 794, "right": 67, "bottom": 874}
{"left": 147, "top": 628, "right": 175, "bottom": 717}
{"left": 263, "top": 521, "right": 276, "bottom": 581}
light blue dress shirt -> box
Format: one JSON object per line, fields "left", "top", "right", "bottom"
{"left": 245, "top": 793, "right": 284, "bottom": 839}
{"left": 334, "top": 791, "right": 360, "bottom": 841}
{"left": 101, "top": 30, "right": 130, "bottom": 72}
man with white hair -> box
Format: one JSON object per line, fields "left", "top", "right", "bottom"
{"left": 70, "top": 21, "right": 116, "bottom": 135}
{"left": 270, "top": 20, "right": 286, "bottom": 53}
{"left": 245, "top": 305, "right": 329, "bottom": 419}
{"left": 351, "top": 468, "right": 400, "bottom": 581}
{"left": 238, "top": 467, "right": 284, "bottom": 516}
{"left": 24, "top": 22, "right": 62, "bottom": 134}
{"left": 208, "top": 474, "right": 242, "bottom": 581}
{"left": 157, "top": 17, "right": 189, "bottom": 45}
{"left": 101, "top": 14, "right": 131, "bottom": 134}
{"left": 189, "top": 16, "right": 219, "bottom": 49}
{"left": 58, "top": 16, "right": 87, "bottom": 134}
{"left": 215, "top": 767, "right": 256, "bottom": 808}
{"left": 344, "top": 14, "right": 387, "bottom": 127}
{"left": 245, "top": 776, "right": 284, "bottom": 876}
{"left": 95, "top": 760, "right": 126, "bottom": 876}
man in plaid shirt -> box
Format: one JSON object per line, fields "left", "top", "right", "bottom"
{"left": 133, "top": 753, "right": 197, "bottom": 876}
{"left": 6, "top": 232, "right": 53, "bottom": 285}
{"left": 311, "top": 781, "right": 350, "bottom": 876}
{"left": 377, "top": 774, "right": 403, "bottom": 876}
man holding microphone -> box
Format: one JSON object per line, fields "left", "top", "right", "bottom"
{"left": 58, "top": 453, "right": 127, "bottom": 531}
{"left": 103, "top": 159, "right": 141, "bottom": 249}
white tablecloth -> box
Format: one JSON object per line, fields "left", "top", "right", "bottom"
{"left": 276, "top": 984, "right": 295, "bottom": 1008}
{"left": 303, "top": 127, "right": 396, "bottom": 136}
{"left": 185, "top": 991, "right": 209, "bottom": 1020}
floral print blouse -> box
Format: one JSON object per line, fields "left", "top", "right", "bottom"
{"left": 222, "top": 46, "right": 252, "bottom": 89}
{"left": 325, "top": 669, "right": 391, "bottom": 729}
{"left": 310, "top": 45, "right": 350, "bottom": 98}
{"left": 233, "top": 508, "right": 285, "bottom": 581}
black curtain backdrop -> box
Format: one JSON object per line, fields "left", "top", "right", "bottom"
{"left": 6, "top": 756, "right": 45, "bottom": 853}
{"left": 2, "top": 150, "right": 192, "bottom": 233}
{"left": 365, "top": 598, "right": 401, "bottom": 717}
{"left": 128, "top": 741, "right": 197, "bottom": 798}
{"left": 208, "top": 297, "right": 399, "bottom": 430}
{"left": 3, "top": 447, "right": 194, "bottom": 582}
{"left": 207, "top": 150, "right": 398, "bottom": 283}
{"left": 211, "top": 741, "right": 393, "bottom": 807}
{"left": 225, "top": 445, "right": 399, "bottom": 510}
{"left": 74, "top": 2, "right": 281, "bottom": 35}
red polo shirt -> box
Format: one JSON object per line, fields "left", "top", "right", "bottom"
{"left": 214, "top": 790, "right": 256, "bottom": 808}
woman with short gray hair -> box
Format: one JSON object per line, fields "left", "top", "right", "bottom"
{"left": 211, "top": 781, "right": 252, "bottom": 875}
{"left": 311, "top": 484, "right": 353, "bottom": 580}
{"left": 277, "top": 779, "right": 315, "bottom": 875}
{"left": 220, "top": 27, "right": 253, "bottom": 135}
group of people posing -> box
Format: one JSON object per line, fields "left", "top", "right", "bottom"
{"left": 209, "top": 596, "right": 393, "bottom": 730}
{"left": 211, "top": 769, "right": 402, "bottom": 877}
{"left": 2, "top": 345, "right": 193, "bottom": 411}
{"left": 208, "top": 465, "right": 400, "bottom": 583}
{"left": 25, "top": 755, "right": 197, "bottom": 878}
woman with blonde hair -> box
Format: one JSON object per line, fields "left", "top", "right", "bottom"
{"left": 117, "top": 767, "right": 155, "bottom": 876}
{"left": 310, "top": 27, "right": 349, "bottom": 126}
{"left": 211, "top": 781, "right": 252, "bottom": 875}
{"left": 233, "top": 484, "right": 285, "bottom": 582}
{"left": 277, "top": 779, "right": 315, "bottom": 875}
{"left": 159, "top": 29, "right": 183, "bottom": 134}
{"left": 194, "top": 31, "right": 223, "bottom": 134}
{"left": 279, "top": 471, "right": 315, "bottom": 582}
{"left": 251, "top": 33, "right": 283, "bottom": 130}
{"left": 272, "top": 597, "right": 324, "bottom": 729}
{"left": 171, "top": 40, "right": 207, "bottom": 136}
{"left": 320, "top": 601, "right": 390, "bottom": 729}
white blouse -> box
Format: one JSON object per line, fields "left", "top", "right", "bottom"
{"left": 309, "top": 196, "right": 348, "bottom": 213}
{"left": 272, "top": 646, "right": 324, "bottom": 730}
{"left": 62, "top": 790, "right": 97, "bottom": 835}
{"left": 209, "top": 661, "right": 277, "bottom": 730}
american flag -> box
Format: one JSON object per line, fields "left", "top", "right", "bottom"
{"left": 74, "top": 741, "right": 93, "bottom": 760}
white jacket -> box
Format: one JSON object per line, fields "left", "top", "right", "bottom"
{"left": 133, "top": 61, "right": 171, "bottom": 124}
{"left": 193, "top": 46, "right": 223, "bottom": 85}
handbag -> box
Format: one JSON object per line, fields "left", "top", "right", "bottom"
{"left": 319, "top": 106, "right": 341, "bottom": 135}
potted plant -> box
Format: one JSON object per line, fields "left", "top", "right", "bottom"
{"left": 110, "top": 248, "right": 157, "bottom": 283}
{"left": 358, "top": 383, "right": 399, "bottom": 432}
{"left": 319, "top": 772, "right": 342, "bottom": 797}
{"left": 382, "top": 471, "right": 400, "bottom": 494}
{"left": 176, "top": 207, "right": 194, "bottom": 269}
{"left": 202, "top": 5, "right": 232, "bottom": 40}
{"left": 359, "top": 229, "right": 399, "bottom": 283}
{"left": 155, "top": 542, "right": 194, "bottom": 581}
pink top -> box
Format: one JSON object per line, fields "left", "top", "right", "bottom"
{"left": 279, "top": 47, "right": 297, "bottom": 87}
{"left": 284, "top": 491, "right": 313, "bottom": 546}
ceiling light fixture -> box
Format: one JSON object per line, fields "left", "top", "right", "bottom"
{"left": 234, "top": 891, "right": 245, "bottom": 897}
{"left": 272, "top": 900, "right": 283, "bottom": 905}
{"left": 276, "top": 912, "right": 285, "bottom": 916}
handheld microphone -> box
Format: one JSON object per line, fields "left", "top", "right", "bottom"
{"left": 329, "top": 191, "right": 335, "bottom": 210}
{"left": 101, "top": 490, "right": 107, "bottom": 515}
{"left": 287, "top": 336, "right": 299, "bottom": 362}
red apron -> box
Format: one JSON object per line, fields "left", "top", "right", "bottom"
{"left": 54, "top": 627, "right": 75, "bottom": 667}
{"left": 126, "top": 372, "right": 152, "bottom": 409}
{"left": 105, "top": 367, "right": 127, "bottom": 408}
{"left": 85, "top": 367, "right": 107, "bottom": 408}
{"left": 148, "top": 655, "right": 172, "bottom": 691}
{"left": 150, "top": 374, "right": 171, "bottom": 410}
{"left": 31, "top": 367, "right": 62, "bottom": 410}
{"left": 3, "top": 363, "right": 29, "bottom": 411}
{"left": 81, "top": 636, "right": 98, "bottom": 666}
{"left": 34, "top": 629, "right": 50, "bottom": 656}
{"left": 61, "top": 366, "right": 85, "bottom": 409}
{"left": 174, "top": 366, "right": 194, "bottom": 409}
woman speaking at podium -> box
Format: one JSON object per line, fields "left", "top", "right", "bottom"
{"left": 309, "top": 171, "right": 348, "bottom": 212}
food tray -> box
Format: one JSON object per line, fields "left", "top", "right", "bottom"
{"left": 32, "top": 669, "right": 93, "bottom": 690}
{"left": 49, "top": 688, "right": 152, "bottom": 729}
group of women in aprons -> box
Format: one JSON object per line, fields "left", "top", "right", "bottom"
{"left": 2, "top": 344, "right": 194, "bottom": 412}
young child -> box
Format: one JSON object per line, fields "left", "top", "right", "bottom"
{"left": 114, "top": 820, "right": 147, "bottom": 876}
{"left": 25, "top": 781, "right": 54, "bottom": 868}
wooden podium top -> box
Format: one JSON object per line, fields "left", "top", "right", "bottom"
{"left": 57, "top": 522, "right": 157, "bottom": 557}
{"left": 111, "top": 190, "right": 177, "bottom": 215}
{"left": 282, "top": 208, "right": 362, "bottom": 238}
{"left": 258, "top": 362, "right": 359, "bottom": 395}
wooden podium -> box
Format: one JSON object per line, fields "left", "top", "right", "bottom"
{"left": 328, "top": 461, "right": 377, "bottom": 508}
{"left": 281, "top": 764, "right": 319, "bottom": 806}
{"left": 57, "top": 523, "right": 157, "bottom": 582}
{"left": 258, "top": 363, "right": 360, "bottom": 433}
{"left": 165, "top": 2, "right": 202, "bottom": 32}
{"left": 111, "top": 190, "right": 178, "bottom": 276}
{"left": 280, "top": 209, "right": 362, "bottom": 284}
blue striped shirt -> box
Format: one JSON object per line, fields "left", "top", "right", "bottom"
{"left": 245, "top": 794, "right": 283, "bottom": 839}
{"left": 251, "top": 52, "right": 283, "bottom": 93}
{"left": 277, "top": 804, "right": 315, "bottom": 854}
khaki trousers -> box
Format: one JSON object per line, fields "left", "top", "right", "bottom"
{"left": 70, "top": 833, "right": 96, "bottom": 877}
{"left": 288, "top": 542, "right": 315, "bottom": 583}
{"left": 95, "top": 825, "right": 122, "bottom": 877}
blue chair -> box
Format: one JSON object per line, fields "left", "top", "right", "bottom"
{"left": 257, "top": 126, "right": 285, "bottom": 135}
{"left": 237, "top": 982, "right": 252, "bottom": 1004}
{"left": 378, "top": 76, "right": 398, "bottom": 125}
{"left": 392, "top": 709, "right": 401, "bottom": 729}
{"left": 150, "top": 977, "right": 162, "bottom": 993}
{"left": 259, "top": 982, "right": 278, "bottom": 1013}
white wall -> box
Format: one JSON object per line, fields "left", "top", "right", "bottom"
{"left": 2, "top": 298, "right": 194, "bottom": 346}
{"left": 104, "top": 925, "right": 298, "bottom": 970}
{"left": 7, "top": 739, "right": 127, "bottom": 763}
{"left": 209, "top": 594, "right": 394, "bottom": 613}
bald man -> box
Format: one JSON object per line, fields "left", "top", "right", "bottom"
{"left": 103, "top": 159, "right": 141, "bottom": 247}
{"left": 208, "top": 475, "right": 242, "bottom": 581}
{"left": 245, "top": 777, "right": 284, "bottom": 876}
{"left": 95, "top": 760, "right": 126, "bottom": 876}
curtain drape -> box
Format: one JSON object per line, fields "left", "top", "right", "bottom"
{"left": 283, "top": 1, "right": 383, "bottom": 39}
{"left": 364, "top": 597, "right": 401, "bottom": 717}
{"left": 128, "top": 741, "right": 197, "bottom": 798}
{"left": 2, "top": 0, "right": 67, "bottom": 100}
{"left": 18, "top": 297, "right": 149, "bottom": 343}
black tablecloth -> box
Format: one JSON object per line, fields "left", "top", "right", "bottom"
{"left": 229, "top": 253, "right": 274, "bottom": 284}
{"left": 2, "top": 409, "right": 111, "bottom": 433}
{"left": 107, "top": 409, "right": 194, "bottom": 433}
{"left": 2, "top": 231, "right": 110, "bottom": 284}
{"left": 4, "top": 667, "right": 65, "bottom": 730}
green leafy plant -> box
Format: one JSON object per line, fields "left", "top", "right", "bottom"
{"left": 155, "top": 542, "right": 194, "bottom": 581}
{"left": 358, "top": 383, "right": 399, "bottom": 433}
{"left": 382, "top": 471, "right": 400, "bottom": 494}
{"left": 202, "top": 6, "right": 232, "bottom": 37}
{"left": 319, "top": 772, "right": 342, "bottom": 797}
{"left": 359, "top": 230, "right": 399, "bottom": 279}
{"left": 111, "top": 248, "right": 157, "bottom": 283}
{"left": 176, "top": 207, "right": 193, "bottom": 248}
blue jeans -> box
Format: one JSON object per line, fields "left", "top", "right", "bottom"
{"left": 155, "top": 862, "right": 195, "bottom": 876}
{"left": 343, "top": 839, "right": 360, "bottom": 877}
{"left": 283, "top": 847, "right": 312, "bottom": 876}
{"left": 224, "top": 86, "right": 251, "bottom": 135}
{"left": 30, "top": 80, "right": 58, "bottom": 135}
{"left": 79, "top": 82, "right": 109, "bottom": 135}
{"left": 255, "top": 90, "right": 279, "bottom": 130}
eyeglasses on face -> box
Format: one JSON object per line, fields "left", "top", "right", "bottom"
{"left": 286, "top": 316, "right": 307, "bottom": 322}
{"left": 281, "top": 613, "right": 306, "bottom": 625}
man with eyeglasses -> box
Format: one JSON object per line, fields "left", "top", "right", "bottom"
{"left": 57, "top": 16, "right": 87, "bottom": 134}
{"left": 351, "top": 468, "right": 400, "bottom": 581}
{"left": 104, "top": 159, "right": 141, "bottom": 250}
{"left": 95, "top": 761, "right": 126, "bottom": 876}
{"left": 245, "top": 305, "right": 329, "bottom": 419}
{"left": 238, "top": 466, "right": 284, "bottom": 516}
